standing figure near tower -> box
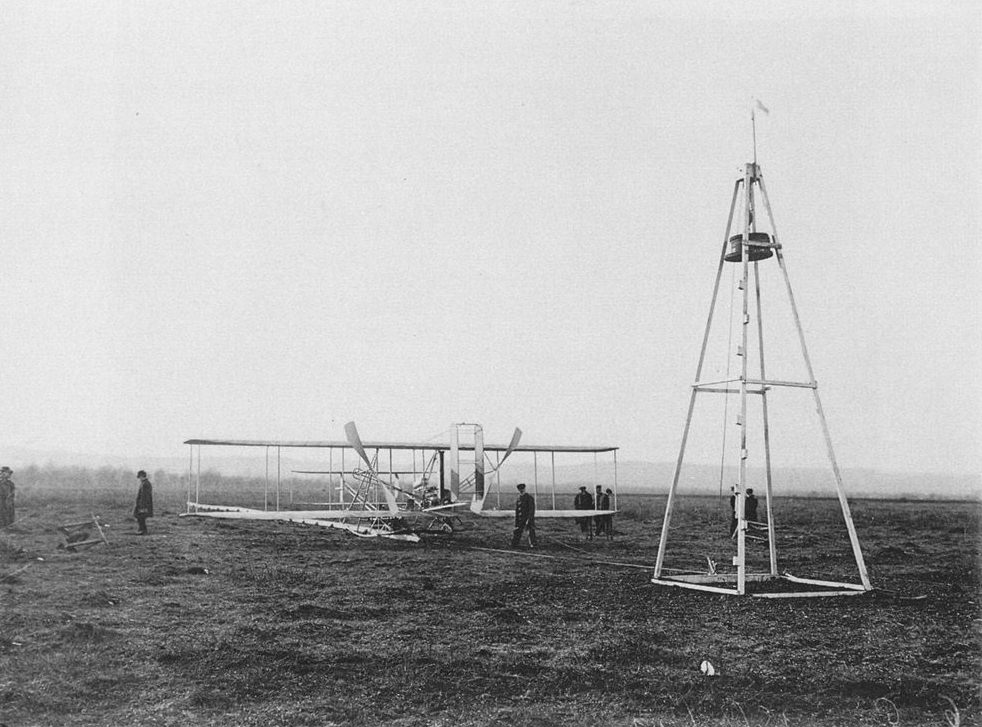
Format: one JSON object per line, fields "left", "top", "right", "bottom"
{"left": 745, "top": 488, "right": 759, "bottom": 523}
{"left": 729, "top": 486, "right": 737, "bottom": 536}
{"left": 511, "top": 483, "right": 536, "bottom": 548}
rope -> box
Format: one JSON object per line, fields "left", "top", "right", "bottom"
{"left": 422, "top": 427, "right": 450, "bottom": 444}
{"left": 717, "top": 262, "right": 737, "bottom": 516}
{"left": 468, "top": 545, "right": 652, "bottom": 570}
{"left": 464, "top": 534, "right": 653, "bottom": 571}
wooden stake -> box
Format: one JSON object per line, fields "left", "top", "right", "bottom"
{"left": 92, "top": 515, "right": 110, "bottom": 546}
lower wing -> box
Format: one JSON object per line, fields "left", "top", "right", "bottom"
{"left": 185, "top": 503, "right": 405, "bottom": 520}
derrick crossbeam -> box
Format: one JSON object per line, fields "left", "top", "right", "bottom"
{"left": 693, "top": 377, "right": 816, "bottom": 390}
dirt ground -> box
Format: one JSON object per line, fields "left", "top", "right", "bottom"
{"left": 0, "top": 493, "right": 979, "bottom": 726}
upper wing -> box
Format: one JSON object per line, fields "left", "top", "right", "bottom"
{"left": 185, "top": 436, "right": 616, "bottom": 454}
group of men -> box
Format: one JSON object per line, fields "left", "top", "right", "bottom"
{"left": 510, "top": 481, "right": 615, "bottom": 548}
{"left": 574, "top": 484, "right": 614, "bottom": 540}
{"left": 0, "top": 466, "right": 154, "bottom": 535}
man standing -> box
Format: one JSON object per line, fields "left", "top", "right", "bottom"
{"left": 744, "top": 487, "right": 767, "bottom": 543}
{"left": 745, "top": 488, "right": 759, "bottom": 523}
{"left": 511, "top": 483, "right": 536, "bottom": 548}
{"left": 134, "top": 470, "right": 154, "bottom": 535}
{"left": 593, "top": 484, "right": 604, "bottom": 537}
{"left": 0, "top": 467, "right": 15, "bottom": 527}
{"left": 573, "top": 485, "right": 593, "bottom": 540}
{"left": 599, "top": 487, "right": 614, "bottom": 540}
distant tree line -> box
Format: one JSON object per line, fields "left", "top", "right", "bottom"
{"left": 12, "top": 463, "right": 335, "bottom": 511}
{"left": 13, "top": 464, "right": 175, "bottom": 494}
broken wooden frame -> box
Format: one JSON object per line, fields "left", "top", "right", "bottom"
{"left": 59, "top": 514, "right": 110, "bottom": 550}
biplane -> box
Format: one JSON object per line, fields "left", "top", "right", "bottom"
{"left": 182, "top": 422, "right": 619, "bottom": 542}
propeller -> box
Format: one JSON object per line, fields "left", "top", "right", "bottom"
{"left": 459, "top": 427, "right": 523, "bottom": 489}
{"left": 345, "top": 421, "right": 523, "bottom": 514}
{"left": 344, "top": 421, "right": 372, "bottom": 468}
{"left": 461, "top": 427, "right": 522, "bottom": 511}
{"left": 499, "top": 427, "right": 522, "bottom": 467}
{"left": 345, "top": 421, "right": 404, "bottom": 515}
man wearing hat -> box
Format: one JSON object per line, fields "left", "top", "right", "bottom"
{"left": 510, "top": 483, "right": 537, "bottom": 548}
{"left": 0, "top": 467, "right": 15, "bottom": 527}
{"left": 745, "top": 488, "right": 759, "bottom": 524}
{"left": 593, "top": 484, "right": 604, "bottom": 537}
{"left": 134, "top": 470, "right": 154, "bottom": 535}
{"left": 573, "top": 485, "right": 593, "bottom": 540}
{"left": 599, "top": 487, "right": 614, "bottom": 540}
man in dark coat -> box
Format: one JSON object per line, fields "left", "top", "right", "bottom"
{"left": 0, "top": 466, "right": 15, "bottom": 527}
{"left": 745, "top": 488, "right": 759, "bottom": 523}
{"left": 593, "top": 484, "right": 603, "bottom": 536}
{"left": 511, "top": 483, "right": 536, "bottom": 548}
{"left": 134, "top": 470, "right": 154, "bottom": 535}
{"left": 573, "top": 485, "right": 593, "bottom": 540}
{"left": 599, "top": 487, "right": 614, "bottom": 540}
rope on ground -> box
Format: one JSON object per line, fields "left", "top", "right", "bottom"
{"left": 554, "top": 539, "right": 589, "bottom": 554}
{"left": 0, "top": 563, "right": 31, "bottom": 582}
{"left": 0, "top": 513, "right": 34, "bottom": 530}
{"left": 467, "top": 544, "right": 653, "bottom": 571}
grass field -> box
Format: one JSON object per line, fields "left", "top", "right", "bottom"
{"left": 0, "top": 479, "right": 979, "bottom": 726}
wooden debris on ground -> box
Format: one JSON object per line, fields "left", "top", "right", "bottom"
{"left": 57, "top": 514, "right": 110, "bottom": 552}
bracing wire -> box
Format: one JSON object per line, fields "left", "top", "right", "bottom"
{"left": 423, "top": 427, "right": 450, "bottom": 444}
{"left": 717, "top": 259, "right": 737, "bottom": 518}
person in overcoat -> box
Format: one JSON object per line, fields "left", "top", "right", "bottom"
{"left": 745, "top": 488, "right": 759, "bottom": 523}
{"left": 0, "top": 466, "right": 15, "bottom": 527}
{"left": 134, "top": 470, "right": 154, "bottom": 535}
{"left": 598, "top": 487, "right": 614, "bottom": 540}
{"left": 510, "top": 483, "right": 536, "bottom": 548}
{"left": 573, "top": 486, "right": 593, "bottom": 539}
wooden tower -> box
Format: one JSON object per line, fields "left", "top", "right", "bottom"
{"left": 651, "top": 161, "right": 873, "bottom": 597}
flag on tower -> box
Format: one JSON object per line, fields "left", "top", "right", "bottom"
{"left": 754, "top": 98, "right": 770, "bottom": 115}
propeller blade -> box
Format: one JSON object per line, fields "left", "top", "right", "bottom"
{"left": 423, "top": 502, "right": 469, "bottom": 513}
{"left": 380, "top": 482, "right": 400, "bottom": 515}
{"left": 496, "top": 427, "right": 522, "bottom": 469}
{"left": 385, "top": 481, "right": 415, "bottom": 497}
{"left": 344, "top": 421, "right": 373, "bottom": 469}
{"left": 469, "top": 426, "right": 522, "bottom": 512}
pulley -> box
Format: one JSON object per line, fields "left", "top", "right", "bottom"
{"left": 724, "top": 232, "right": 773, "bottom": 262}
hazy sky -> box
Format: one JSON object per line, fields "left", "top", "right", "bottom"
{"left": 1, "top": 1, "right": 978, "bottom": 476}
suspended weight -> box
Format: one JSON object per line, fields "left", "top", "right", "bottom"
{"left": 724, "top": 232, "right": 774, "bottom": 262}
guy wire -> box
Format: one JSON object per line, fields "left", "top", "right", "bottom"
{"left": 717, "top": 259, "right": 737, "bottom": 516}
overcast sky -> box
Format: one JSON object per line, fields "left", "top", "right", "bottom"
{"left": 0, "top": 1, "right": 978, "bottom": 476}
